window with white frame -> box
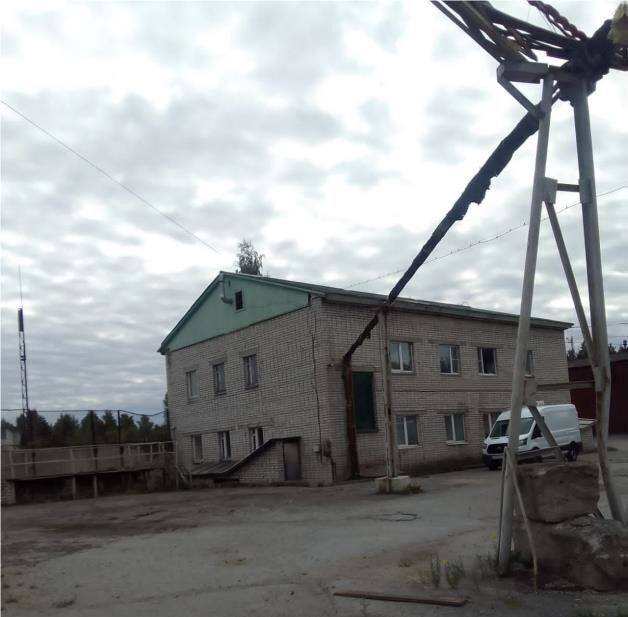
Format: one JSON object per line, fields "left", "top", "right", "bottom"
{"left": 186, "top": 369, "right": 199, "bottom": 399}
{"left": 243, "top": 354, "right": 258, "bottom": 388}
{"left": 219, "top": 431, "right": 231, "bottom": 460}
{"left": 396, "top": 415, "right": 419, "bottom": 447}
{"left": 213, "top": 362, "right": 226, "bottom": 395}
{"left": 192, "top": 434, "right": 203, "bottom": 462}
{"left": 444, "top": 413, "right": 466, "bottom": 442}
{"left": 483, "top": 411, "right": 501, "bottom": 436}
{"left": 478, "top": 347, "right": 497, "bottom": 375}
{"left": 249, "top": 427, "right": 264, "bottom": 451}
{"left": 439, "top": 344, "right": 460, "bottom": 374}
{"left": 525, "top": 350, "right": 535, "bottom": 376}
{"left": 235, "top": 290, "right": 244, "bottom": 311}
{"left": 390, "top": 341, "right": 414, "bottom": 373}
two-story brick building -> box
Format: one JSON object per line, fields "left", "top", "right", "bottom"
{"left": 159, "top": 271, "right": 571, "bottom": 485}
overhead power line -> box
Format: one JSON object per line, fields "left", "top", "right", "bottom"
{"left": 347, "top": 184, "right": 628, "bottom": 289}
{"left": 0, "top": 408, "right": 164, "bottom": 417}
{"left": 1, "top": 100, "right": 222, "bottom": 255}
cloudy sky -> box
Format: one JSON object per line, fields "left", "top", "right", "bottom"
{"left": 1, "top": 1, "right": 626, "bottom": 419}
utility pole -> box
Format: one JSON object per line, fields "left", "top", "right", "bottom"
{"left": 568, "top": 79, "right": 624, "bottom": 524}
{"left": 497, "top": 71, "right": 554, "bottom": 575}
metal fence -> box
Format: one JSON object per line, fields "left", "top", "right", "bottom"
{"left": 2, "top": 441, "right": 175, "bottom": 480}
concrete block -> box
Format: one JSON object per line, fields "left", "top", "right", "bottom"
{"left": 513, "top": 516, "right": 628, "bottom": 591}
{"left": 516, "top": 462, "right": 599, "bottom": 523}
{"left": 374, "top": 475, "right": 411, "bottom": 494}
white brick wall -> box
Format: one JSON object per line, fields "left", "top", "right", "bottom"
{"left": 235, "top": 441, "right": 286, "bottom": 484}
{"left": 318, "top": 301, "right": 569, "bottom": 477}
{"left": 167, "top": 300, "right": 334, "bottom": 485}
{"left": 1, "top": 479, "right": 16, "bottom": 505}
{"left": 165, "top": 297, "right": 569, "bottom": 482}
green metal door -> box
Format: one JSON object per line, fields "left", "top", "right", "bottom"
{"left": 352, "top": 372, "right": 376, "bottom": 432}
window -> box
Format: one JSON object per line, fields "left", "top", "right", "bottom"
{"left": 243, "top": 354, "right": 258, "bottom": 388}
{"left": 478, "top": 347, "right": 497, "bottom": 375}
{"left": 525, "top": 350, "right": 535, "bottom": 376}
{"left": 483, "top": 411, "right": 501, "bottom": 436}
{"left": 490, "top": 417, "right": 534, "bottom": 438}
{"left": 390, "top": 341, "right": 414, "bottom": 373}
{"left": 235, "top": 290, "right": 244, "bottom": 311}
{"left": 213, "top": 362, "right": 226, "bottom": 394}
{"left": 249, "top": 427, "right": 264, "bottom": 451}
{"left": 439, "top": 344, "right": 460, "bottom": 374}
{"left": 444, "top": 414, "right": 466, "bottom": 442}
{"left": 192, "top": 435, "right": 203, "bottom": 462}
{"left": 219, "top": 431, "right": 231, "bottom": 460}
{"left": 186, "top": 369, "right": 199, "bottom": 399}
{"left": 396, "top": 415, "right": 419, "bottom": 447}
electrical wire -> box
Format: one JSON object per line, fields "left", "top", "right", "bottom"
{"left": 1, "top": 100, "right": 222, "bottom": 255}
{"left": 346, "top": 185, "right": 628, "bottom": 290}
{"left": 0, "top": 408, "right": 164, "bottom": 417}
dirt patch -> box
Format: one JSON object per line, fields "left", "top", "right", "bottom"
{"left": 2, "top": 456, "right": 628, "bottom": 617}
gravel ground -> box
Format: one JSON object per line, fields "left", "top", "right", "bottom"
{"left": 2, "top": 438, "right": 627, "bottom": 617}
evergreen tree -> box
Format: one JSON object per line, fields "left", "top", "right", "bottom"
{"left": 51, "top": 414, "right": 80, "bottom": 446}
{"left": 16, "top": 410, "right": 52, "bottom": 448}
{"left": 576, "top": 341, "right": 588, "bottom": 359}
{"left": 118, "top": 413, "right": 138, "bottom": 443}
{"left": 136, "top": 416, "right": 154, "bottom": 442}
{"left": 100, "top": 411, "right": 119, "bottom": 443}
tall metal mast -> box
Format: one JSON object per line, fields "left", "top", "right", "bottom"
{"left": 18, "top": 267, "right": 30, "bottom": 415}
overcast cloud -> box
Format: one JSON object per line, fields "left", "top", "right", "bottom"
{"left": 1, "top": 1, "right": 626, "bottom": 419}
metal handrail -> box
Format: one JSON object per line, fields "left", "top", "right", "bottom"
{"left": 6, "top": 441, "right": 173, "bottom": 456}
{"left": 2, "top": 441, "right": 175, "bottom": 480}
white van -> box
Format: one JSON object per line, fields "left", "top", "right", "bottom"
{"left": 482, "top": 404, "right": 582, "bottom": 470}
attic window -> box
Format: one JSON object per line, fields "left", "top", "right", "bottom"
{"left": 235, "top": 290, "right": 244, "bottom": 310}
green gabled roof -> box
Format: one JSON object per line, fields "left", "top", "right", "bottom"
{"left": 158, "top": 271, "right": 572, "bottom": 354}
{"left": 158, "top": 272, "right": 319, "bottom": 354}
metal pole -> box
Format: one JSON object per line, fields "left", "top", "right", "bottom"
{"left": 569, "top": 79, "right": 625, "bottom": 524}
{"left": 497, "top": 74, "right": 554, "bottom": 575}
{"left": 544, "top": 201, "right": 594, "bottom": 359}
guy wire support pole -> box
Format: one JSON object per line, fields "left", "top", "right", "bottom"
{"left": 497, "top": 71, "right": 554, "bottom": 575}
{"left": 569, "top": 78, "right": 625, "bottom": 524}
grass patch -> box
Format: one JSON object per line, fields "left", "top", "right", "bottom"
{"left": 444, "top": 558, "right": 465, "bottom": 590}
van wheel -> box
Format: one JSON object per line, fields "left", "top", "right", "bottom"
{"left": 566, "top": 443, "right": 578, "bottom": 462}
{"left": 487, "top": 462, "right": 500, "bottom": 471}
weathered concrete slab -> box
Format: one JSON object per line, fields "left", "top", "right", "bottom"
{"left": 374, "top": 475, "right": 411, "bottom": 494}
{"left": 514, "top": 515, "right": 628, "bottom": 591}
{"left": 516, "top": 462, "right": 599, "bottom": 523}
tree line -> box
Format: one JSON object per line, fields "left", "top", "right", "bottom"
{"left": 1, "top": 410, "right": 170, "bottom": 449}
{"left": 567, "top": 339, "right": 628, "bottom": 361}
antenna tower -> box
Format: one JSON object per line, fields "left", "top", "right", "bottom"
{"left": 18, "top": 267, "right": 30, "bottom": 414}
